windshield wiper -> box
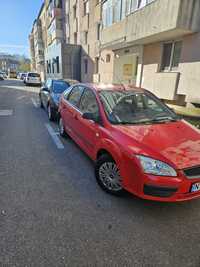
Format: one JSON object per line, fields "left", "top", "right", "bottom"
{"left": 150, "top": 116, "right": 178, "bottom": 123}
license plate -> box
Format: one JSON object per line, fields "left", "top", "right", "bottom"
{"left": 191, "top": 182, "right": 200, "bottom": 192}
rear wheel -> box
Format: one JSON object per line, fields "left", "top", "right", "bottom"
{"left": 95, "top": 154, "right": 124, "bottom": 196}
{"left": 40, "top": 96, "right": 44, "bottom": 108}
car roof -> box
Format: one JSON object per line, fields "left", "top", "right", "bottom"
{"left": 79, "top": 83, "right": 146, "bottom": 93}
{"left": 50, "top": 78, "right": 79, "bottom": 84}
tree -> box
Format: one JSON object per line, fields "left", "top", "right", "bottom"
{"left": 18, "top": 60, "right": 31, "bottom": 72}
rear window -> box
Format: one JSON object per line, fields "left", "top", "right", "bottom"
{"left": 53, "top": 80, "right": 70, "bottom": 94}
{"left": 28, "top": 73, "right": 40, "bottom": 78}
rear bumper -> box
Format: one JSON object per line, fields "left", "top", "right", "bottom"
{"left": 26, "top": 80, "right": 41, "bottom": 85}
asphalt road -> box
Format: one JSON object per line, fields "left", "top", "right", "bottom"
{"left": 0, "top": 79, "right": 200, "bottom": 267}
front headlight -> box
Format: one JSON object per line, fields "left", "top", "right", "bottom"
{"left": 136, "top": 155, "right": 177, "bottom": 177}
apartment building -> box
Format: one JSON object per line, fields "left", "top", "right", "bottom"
{"left": 29, "top": 0, "right": 81, "bottom": 81}
{"left": 29, "top": 30, "right": 36, "bottom": 71}
{"left": 30, "top": 0, "right": 200, "bottom": 106}
{"left": 100, "top": 0, "right": 200, "bottom": 106}
{"left": 45, "top": 0, "right": 81, "bottom": 81}
{"left": 29, "top": 3, "right": 46, "bottom": 81}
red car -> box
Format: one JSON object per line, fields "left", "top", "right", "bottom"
{"left": 58, "top": 83, "right": 200, "bottom": 202}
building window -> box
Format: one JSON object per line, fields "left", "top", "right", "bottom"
{"left": 46, "top": 60, "right": 49, "bottom": 73}
{"left": 161, "top": 41, "right": 182, "bottom": 71}
{"left": 113, "top": 0, "right": 122, "bottom": 23}
{"left": 52, "top": 61, "right": 54, "bottom": 73}
{"left": 74, "top": 32, "right": 77, "bottom": 44}
{"left": 84, "top": 31, "right": 88, "bottom": 44}
{"left": 56, "top": 56, "right": 60, "bottom": 73}
{"left": 102, "top": 0, "right": 155, "bottom": 27}
{"left": 83, "top": 1, "right": 89, "bottom": 16}
{"left": 84, "top": 59, "right": 88, "bottom": 74}
{"left": 102, "top": 0, "right": 113, "bottom": 27}
{"left": 95, "top": 57, "right": 99, "bottom": 74}
{"left": 106, "top": 54, "right": 111, "bottom": 63}
{"left": 73, "top": 4, "right": 77, "bottom": 19}
{"left": 97, "top": 23, "right": 101, "bottom": 40}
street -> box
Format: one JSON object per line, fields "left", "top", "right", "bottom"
{"left": 0, "top": 79, "right": 200, "bottom": 267}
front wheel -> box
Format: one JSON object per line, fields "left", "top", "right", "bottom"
{"left": 48, "top": 105, "right": 55, "bottom": 121}
{"left": 95, "top": 155, "right": 124, "bottom": 196}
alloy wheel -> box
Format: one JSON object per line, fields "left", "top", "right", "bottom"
{"left": 98, "top": 162, "right": 122, "bottom": 192}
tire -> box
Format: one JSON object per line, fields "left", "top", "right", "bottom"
{"left": 47, "top": 104, "right": 55, "bottom": 121}
{"left": 95, "top": 154, "right": 125, "bottom": 196}
{"left": 59, "top": 117, "right": 67, "bottom": 137}
{"left": 40, "top": 97, "right": 44, "bottom": 109}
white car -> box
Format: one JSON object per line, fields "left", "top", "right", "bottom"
{"left": 24, "top": 72, "right": 41, "bottom": 86}
{"left": 0, "top": 72, "right": 4, "bottom": 80}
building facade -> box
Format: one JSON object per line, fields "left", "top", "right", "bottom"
{"left": 100, "top": 0, "right": 200, "bottom": 107}
{"left": 29, "top": 0, "right": 200, "bottom": 106}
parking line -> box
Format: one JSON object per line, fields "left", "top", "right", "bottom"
{"left": 45, "top": 123, "right": 64, "bottom": 149}
{"left": 0, "top": 110, "right": 13, "bottom": 116}
{"left": 31, "top": 98, "right": 38, "bottom": 108}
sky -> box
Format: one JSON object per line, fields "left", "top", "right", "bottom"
{"left": 0, "top": 0, "right": 43, "bottom": 58}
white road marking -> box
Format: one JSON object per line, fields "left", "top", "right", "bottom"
{"left": 17, "top": 95, "right": 26, "bottom": 100}
{"left": 31, "top": 98, "right": 38, "bottom": 108}
{"left": 45, "top": 123, "right": 64, "bottom": 149}
{"left": 0, "top": 110, "right": 13, "bottom": 116}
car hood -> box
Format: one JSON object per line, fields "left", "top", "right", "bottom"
{"left": 114, "top": 120, "right": 200, "bottom": 170}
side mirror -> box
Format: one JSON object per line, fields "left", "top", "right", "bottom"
{"left": 82, "top": 112, "right": 100, "bottom": 123}
{"left": 42, "top": 87, "right": 49, "bottom": 92}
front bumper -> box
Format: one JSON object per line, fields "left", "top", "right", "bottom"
{"left": 140, "top": 174, "right": 200, "bottom": 202}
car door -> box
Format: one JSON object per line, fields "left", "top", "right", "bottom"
{"left": 75, "top": 88, "right": 101, "bottom": 158}
{"left": 61, "top": 85, "right": 84, "bottom": 139}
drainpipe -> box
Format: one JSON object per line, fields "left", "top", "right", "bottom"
{"left": 138, "top": 45, "right": 144, "bottom": 88}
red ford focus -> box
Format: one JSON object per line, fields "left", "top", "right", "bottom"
{"left": 58, "top": 83, "right": 200, "bottom": 202}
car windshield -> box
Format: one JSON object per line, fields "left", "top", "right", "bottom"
{"left": 53, "top": 80, "right": 70, "bottom": 94}
{"left": 99, "top": 90, "right": 179, "bottom": 125}
{"left": 29, "top": 73, "right": 40, "bottom": 77}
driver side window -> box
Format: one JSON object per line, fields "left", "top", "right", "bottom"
{"left": 67, "top": 86, "right": 84, "bottom": 108}
{"left": 79, "top": 89, "right": 99, "bottom": 115}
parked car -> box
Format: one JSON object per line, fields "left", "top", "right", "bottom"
{"left": 39, "top": 79, "right": 78, "bottom": 121}
{"left": 20, "top": 73, "right": 26, "bottom": 80}
{"left": 1, "top": 72, "right": 7, "bottom": 79}
{"left": 58, "top": 83, "right": 200, "bottom": 202}
{"left": 0, "top": 72, "right": 4, "bottom": 80}
{"left": 24, "top": 72, "right": 41, "bottom": 86}
{"left": 8, "top": 69, "right": 17, "bottom": 79}
{"left": 23, "top": 73, "right": 27, "bottom": 83}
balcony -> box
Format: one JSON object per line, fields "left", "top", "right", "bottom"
{"left": 47, "top": 30, "right": 63, "bottom": 46}
{"left": 101, "top": 0, "right": 200, "bottom": 50}
{"left": 36, "top": 54, "right": 45, "bottom": 64}
{"left": 47, "top": 7, "right": 62, "bottom": 28}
